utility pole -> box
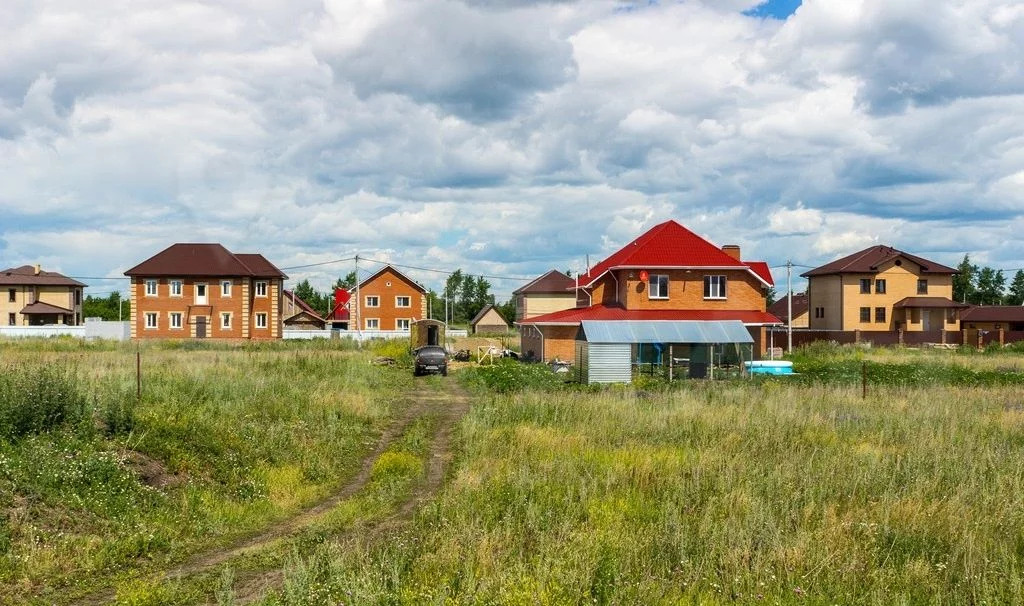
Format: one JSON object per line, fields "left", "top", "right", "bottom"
{"left": 787, "top": 259, "right": 793, "bottom": 353}
{"left": 354, "top": 255, "right": 361, "bottom": 343}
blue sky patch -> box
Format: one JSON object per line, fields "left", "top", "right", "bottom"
{"left": 744, "top": 0, "right": 802, "bottom": 20}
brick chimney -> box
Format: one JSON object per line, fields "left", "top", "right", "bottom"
{"left": 34, "top": 264, "right": 41, "bottom": 275}
{"left": 722, "top": 245, "right": 741, "bottom": 261}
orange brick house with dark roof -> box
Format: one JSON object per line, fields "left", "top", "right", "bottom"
{"left": 351, "top": 265, "right": 428, "bottom": 332}
{"left": 125, "top": 243, "right": 287, "bottom": 339}
{"left": 518, "top": 220, "right": 779, "bottom": 362}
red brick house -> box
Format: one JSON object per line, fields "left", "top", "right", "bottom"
{"left": 125, "top": 243, "right": 287, "bottom": 339}
{"left": 518, "top": 220, "right": 779, "bottom": 362}
{"left": 351, "top": 265, "right": 428, "bottom": 331}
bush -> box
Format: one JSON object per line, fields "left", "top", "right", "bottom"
{"left": 0, "top": 364, "right": 87, "bottom": 440}
{"left": 461, "top": 359, "right": 565, "bottom": 393}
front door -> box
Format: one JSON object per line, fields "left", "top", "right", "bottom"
{"left": 922, "top": 309, "right": 930, "bottom": 331}
{"left": 195, "top": 283, "right": 208, "bottom": 305}
{"left": 196, "top": 316, "right": 207, "bottom": 338}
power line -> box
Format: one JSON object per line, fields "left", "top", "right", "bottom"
{"left": 279, "top": 257, "right": 355, "bottom": 270}
{"left": 359, "top": 256, "right": 534, "bottom": 282}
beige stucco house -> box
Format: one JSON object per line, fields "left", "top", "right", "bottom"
{"left": 1, "top": 265, "right": 86, "bottom": 326}
{"left": 802, "top": 246, "right": 965, "bottom": 332}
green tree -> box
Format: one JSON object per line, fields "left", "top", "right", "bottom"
{"left": 443, "top": 270, "right": 464, "bottom": 323}
{"left": 496, "top": 298, "right": 517, "bottom": 325}
{"left": 953, "top": 254, "right": 977, "bottom": 304}
{"left": 334, "top": 271, "right": 357, "bottom": 290}
{"left": 470, "top": 276, "right": 493, "bottom": 319}
{"left": 82, "top": 292, "right": 129, "bottom": 321}
{"left": 975, "top": 267, "right": 1005, "bottom": 306}
{"left": 1006, "top": 270, "right": 1024, "bottom": 306}
{"left": 765, "top": 286, "right": 777, "bottom": 306}
{"left": 293, "top": 279, "right": 330, "bottom": 316}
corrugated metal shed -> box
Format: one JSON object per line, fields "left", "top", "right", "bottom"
{"left": 579, "top": 320, "right": 753, "bottom": 344}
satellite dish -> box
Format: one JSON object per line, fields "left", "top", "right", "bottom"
{"left": 639, "top": 270, "right": 649, "bottom": 282}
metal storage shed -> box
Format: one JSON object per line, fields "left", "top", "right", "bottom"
{"left": 575, "top": 320, "right": 755, "bottom": 384}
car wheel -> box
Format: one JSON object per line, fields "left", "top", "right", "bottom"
{"left": 441, "top": 366, "right": 448, "bottom": 377}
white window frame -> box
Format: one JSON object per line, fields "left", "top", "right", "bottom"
{"left": 169, "top": 312, "right": 183, "bottom": 330}
{"left": 170, "top": 280, "right": 183, "bottom": 297}
{"left": 145, "top": 279, "right": 158, "bottom": 297}
{"left": 144, "top": 312, "right": 158, "bottom": 329}
{"left": 396, "top": 318, "right": 411, "bottom": 331}
{"left": 221, "top": 280, "right": 232, "bottom": 297}
{"left": 365, "top": 295, "right": 380, "bottom": 308}
{"left": 195, "top": 282, "right": 208, "bottom": 304}
{"left": 365, "top": 318, "right": 379, "bottom": 330}
{"left": 703, "top": 275, "right": 727, "bottom": 300}
{"left": 395, "top": 296, "right": 411, "bottom": 308}
{"left": 221, "top": 312, "right": 232, "bottom": 329}
{"left": 648, "top": 274, "right": 669, "bottom": 300}
{"left": 255, "top": 312, "right": 268, "bottom": 329}
{"left": 255, "top": 281, "right": 268, "bottom": 297}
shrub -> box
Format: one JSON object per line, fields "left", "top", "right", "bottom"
{"left": 0, "top": 364, "right": 87, "bottom": 440}
{"left": 461, "top": 359, "right": 565, "bottom": 393}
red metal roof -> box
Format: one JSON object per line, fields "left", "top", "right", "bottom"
{"left": 519, "top": 304, "right": 781, "bottom": 326}
{"left": 576, "top": 220, "right": 772, "bottom": 287}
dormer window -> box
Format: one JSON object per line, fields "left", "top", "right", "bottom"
{"left": 648, "top": 274, "right": 669, "bottom": 299}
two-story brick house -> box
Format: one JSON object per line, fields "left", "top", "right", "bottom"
{"left": 513, "top": 269, "right": 576, "bottom": 322}
{"left": 351, "top": 265, "right": 427, "bottom": 331}
{"left": 1, "top": 265, "right": 86, "bottom": 326}
{"left": 518, "top": 220, "right": 779, "bottom": 362}
{"left": 802, "top": 245, "right": 965, "bottom": 332}
{"left": 124, "top": 243, "right": 287, "bottom": 339}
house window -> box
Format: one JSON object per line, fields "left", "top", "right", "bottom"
{"left": 875, "top": 307, "right": 886, "bottom": 323}
{"left": 144, "top": 312, "right": 158, "bottom": 329}
{"left": 221, "top": 312, "right": 232, "bottom": 329}
{"left": 875, "top": 279, "right": 887, "bottom": 294}
{"left": 195, "top": 283, "right": 208, "bottom": 304}
{"left": 860, "top": 307, "right": 871, "bottom": 322}
{"left": 74, "top": 289, "right": 82, "bottom": 305}
{"left": 917, "top": 279, "right": 928, "bottom": 295}
{"left": 170, "top": 280, "right": 183, "bottom": 296}
{"left": 814, "top": 307, "right": 825, "bottom": 318}
{"left": 255, "top": 313, "right": 267, "bottom": 329}
{"left": 703, "top": 275, "right": 726, "bottom": 299}
{"left": 221, "top": 280, "right": 232, "bottom": 297}
{"left": 395, "top": 296, "right": 411, "bottom": 308}
{"left": 649, "top": 274, "right": 670, "bottom": 299}
{"left": 365, "top": 296, "right": 380, "bottom": 307}
{"left": 946, "top": 309, "right": 957, "bottom": 324}
{"left": 169, "top": 312, "right": 183, "bottom": 329}
{"left": 365, "top": 318, "right": 379, "bottom": 330}
{"left": 396, "top": 318, "right": 410, "bottom": 331}
{"left": 255, "top": 281, "right": 268, "bottom": 297}
{"left": 145, "top": 280, "right": 158, "bottom": 296}
{"left": 8, "top": 313, "right": 15, "bottom": 325}
{"left": 859, "top": 279, "right": 871, "bottom": 294}
{"left": 7, "top": 288, "right": 14, "bottom": 303}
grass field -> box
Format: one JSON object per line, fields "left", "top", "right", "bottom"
{"left": 4, "top": 339, "right": 1024, "bottom": 604}
{"left": 252, "top": 347, "right": 1024, "bottom": 605}
{"left": 0, "top": 338, "right": 411, "bottom": 603}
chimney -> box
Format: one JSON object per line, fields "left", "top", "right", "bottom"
{"left": 722, "top": 245, "right": 741, "bottom": 261}
{"left": 34, "top": 264, "right": 41, "bottom": 275}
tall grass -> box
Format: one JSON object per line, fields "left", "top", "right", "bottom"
{"left": 0, "top": 339, "right": 410, "bottom": 601}
{"left": 266, "top": 374, "right": 1024, "bottom": 604}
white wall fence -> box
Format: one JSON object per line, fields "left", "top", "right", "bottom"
{"left": 284, "top": 329, "right": 469, "bottom": 342}
{"left": 0, "top": 321, "right": 131, "bottom": 340}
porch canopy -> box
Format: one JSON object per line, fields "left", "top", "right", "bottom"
{"left": 893, "top": 296, "right": 968, "bottom": 310}
{"left": 578, "top": 320, "right": 754, "bottom": 344}
{"left": 20, "top": 301, "right": 72, "bottom": 315}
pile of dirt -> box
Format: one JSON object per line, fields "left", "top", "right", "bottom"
{"left": 124, "top": 450, "right": 186, "bottom": 490}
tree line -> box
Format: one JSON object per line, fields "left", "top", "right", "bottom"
{"left": 289, "top": 269, "right": 516, "bottom": 327}
{"left": 953, "top": 255, "right": 1024, "bottom": 305}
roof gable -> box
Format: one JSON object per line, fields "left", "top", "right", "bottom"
{"left": 801, "top": 245, "right": 956, "bottom": 278}
{"left": 470, "top": 304, "right": 509, "bottom": 327}
{"left": 577, "top": 220, "right": 772, "bottom": 287}
{"left": 358, "top": 265, "right": 427, "bottom": 293}
{"left": 513, "top": 269, "right": 575, "bottom": 295}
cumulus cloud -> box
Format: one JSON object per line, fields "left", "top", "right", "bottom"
{"left": 1, "top": 0, "right": 1023, "bottom": 295}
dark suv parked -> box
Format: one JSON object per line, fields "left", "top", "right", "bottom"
{"left": 413, "top": 345, "right": 448, "bottom": 376}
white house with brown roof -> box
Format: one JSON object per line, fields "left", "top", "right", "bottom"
{"left": 1, "top": 265, "right": 86, "bottom": 327}
{"left": 124, "top": 243, "right": 287, "bottom": 339}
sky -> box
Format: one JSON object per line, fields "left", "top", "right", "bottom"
{"left": 2, "top": 0, "right": 1023, "bottom": 300}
